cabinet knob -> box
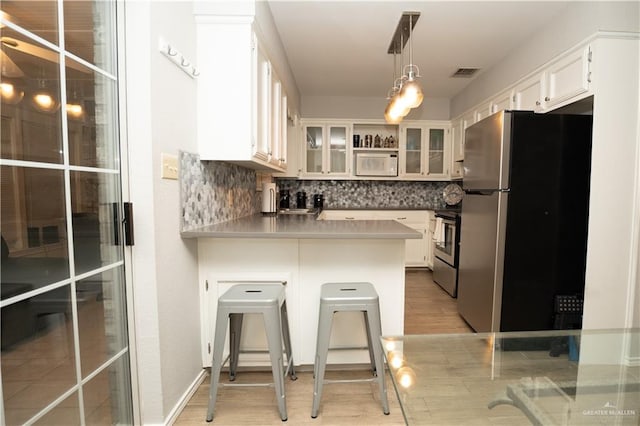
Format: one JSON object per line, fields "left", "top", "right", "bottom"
{"left": 535, "top": 101, "right": 541, "bottom": 106}
{"left": 544, "top": 96, "right": 550, "bottom": 102}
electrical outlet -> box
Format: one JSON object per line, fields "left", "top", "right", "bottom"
{"left": 161, "top": 153, "right": 178, "bottom": 180}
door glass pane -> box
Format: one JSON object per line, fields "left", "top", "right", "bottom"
{"left": 33, "top": 392, "right": 81, "bottom": 425}
{"left": 405, "top": 128, "right": 422, "bottom": 174}
{"left": 77, "top": 267, "right": 128, "bottom": 378}
{"left": 406, "top": 128, "right": 421, "bottom": 151}
{"left": 0, "top": 1, "right": 59, "bottom": 46}
{"left": 70, "top": 171, "right": 122, "bottom": 274}
{"left": 329, "top": 126, "right": 346, "bottom": 173}
{"left": 82, "top": 355, "right": 133, "bottom": 424}
{"left": 66, "top": 57, "right": 119, "bottom": 169}
{"left": 1, "top": 27, "right": 63, "bottom": 163}
{"left": 306, "top": 126, "right": 323, "bottom": 173}
{"left": 1, "top": 285, "right": 76, "bottom": 425}
{"left": 429, "top": 129, "right": 444, "bottom": 174}
{"left": 406, "top": 152, "right": 421, "bottom": 174}
{"left": 1, "top": 166, "right": 69, "bottom": 294}
{"left": 64, "top": 0, "right": 117, "bottom": 74}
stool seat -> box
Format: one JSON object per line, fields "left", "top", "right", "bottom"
{"left": 311, "top": 282, "right": 389, "bottom": 418}
{"left": 206, "top": 283, "right": 295, "bottom": 422}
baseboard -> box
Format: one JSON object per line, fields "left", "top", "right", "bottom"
{"left": 165, "top": 369, "right": 208, "bottom": 426}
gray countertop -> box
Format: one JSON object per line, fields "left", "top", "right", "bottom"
{"left": 181, "top": 213, "right": 422, "bottom": 239}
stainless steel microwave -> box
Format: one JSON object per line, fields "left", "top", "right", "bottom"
{"left": 355, "top": 152, "right": 398, "bottom": 177}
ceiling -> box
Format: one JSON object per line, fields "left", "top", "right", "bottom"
{"left": 267, "top": 1, "right": 571, "bottom": 100}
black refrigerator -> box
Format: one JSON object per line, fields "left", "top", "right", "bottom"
{"left": 457, "top": 110, "right": 592, "bottom": 332}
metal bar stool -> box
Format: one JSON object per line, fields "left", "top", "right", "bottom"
{"left": 311, "top": 282, "right": 390, "bottom": 418}
{"left": 206, "top": 283, "right": 296, "bottom": 422}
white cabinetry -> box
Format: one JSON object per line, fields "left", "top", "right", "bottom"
{"left": 196, "top": 18, "right": 287, "bottom": 172}
{"left": 399, "top": 124, "right": 450, "bottom": 179}
{"left": 544, "top": 44, "right": 592, "bottom": 109}
{"left": 514, "top": 72, "right": 545, "bottom": 111}
{"left": 319, "top": 210, "right": 433, "bottom": 267}
{"left": 302, "top": 121, "right": 350, "bottom": 177}
{"left": 514, "top": 44, "right": 592, "bottom": 112}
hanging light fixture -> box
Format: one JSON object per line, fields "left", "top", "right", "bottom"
{"left": 0, "top": 79, "right": 24, "bottom": 104}
{"left": 385, "top": 40, "right": 409, "bottom": 124}
{"left": 384, "top": 12, "right": 422, "bottom": 121}
{"left": 399, "top": 14, "right": 423, "bottom": 109}
{"left": 66, "top": 83, "right": 84, "bottom": 119}
{"left": 31, "top": 76, "right": 59, "bottom": 113}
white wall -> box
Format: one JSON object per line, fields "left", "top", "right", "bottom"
{"left": 301, "top": 95, "right": 450, "bottom": 120}
{"left": 451, "top": 1, "right": 640, "bottom": 117}
{"left": 124, "top": 1, "right": 202, "bottom": 423}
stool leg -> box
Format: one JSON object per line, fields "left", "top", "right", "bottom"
{"left": 363, "top": 311, "right": 377, "bottom": 376}
{"left": 311, "top": 304, "right": 333, "bottom": 418}
{"left": 206, "top": 309, "right": 230, "bottom": 422}
{"left": 365, "top": 305, "right": 390, "bottom": 415}
{"left": 263, "top": 308, "right": 288, "bottom": 421}
{"left": 229, "top": 313, "right": 243, "bottom": 381}
{"left": 280, "top": 301, "right": 297, "bottom": 380}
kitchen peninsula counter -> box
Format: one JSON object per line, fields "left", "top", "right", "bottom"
{"left": 188, "top": 213, "right": 416, "bottom": 368}
{"left": 181, "top": 213, "right": 421, "bottom": 239}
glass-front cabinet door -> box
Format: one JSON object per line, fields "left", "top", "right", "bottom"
{"left": 401, "top": 126, "right": 424, "bottom": 176}
{"left": 304, "top": 125, "right": 324, "bottom": 175}
{"left": 428, "top": 128, "right": 446, "bottom": 175}
{"left": 400, "top": 125, "right": 449, "bottom": 178}
{"left": 303, "top": 122, "right": 349, "bottom": 176}
{"left": 327, "top": 125, "right": 348, "bottom": 175}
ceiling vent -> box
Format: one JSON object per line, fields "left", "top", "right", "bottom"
{"left": 451, "top": 68, "right": 480, "bottom": 78}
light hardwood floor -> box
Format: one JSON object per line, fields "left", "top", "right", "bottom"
{"left": 175, "top": 269, "right": 472, "bottom": 425}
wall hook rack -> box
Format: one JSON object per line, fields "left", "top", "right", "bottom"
{"left": 158, "top": 37, "right": 199, "bottom": 79}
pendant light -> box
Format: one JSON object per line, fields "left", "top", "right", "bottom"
{"left": 66, "top": 83, "right": 84, "bottom": 119}
{"left": 31, "top": 71, "right": 59, "bottom": 113}
{"left": 1, "top": 79, "right": 24, "bottom": 104}
{"left": 385, "top": 45, "right": 408, "bottom": 124}
{"left": 399, "top": 14, "right": 423, "bottom": 109}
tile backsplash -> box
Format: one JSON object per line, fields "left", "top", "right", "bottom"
{"left": 180, "top": 150, "right": 456, "bottom": 231}
{"left": 180, "top": 151, "right": 259, "bottom": 231}
{"left": 275, "top": 179, "right": 451, "bottom": 210}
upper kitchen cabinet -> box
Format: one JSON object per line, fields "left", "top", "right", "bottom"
{"left": 399, "top": 123, "right": 450, "bottom": 180}
{"left": 196, "top": 17, "right": 288, "bottom": 172}
{"left": 302, "top": 121, "right": 350, "bottom": 177}
{"left": 514, "top": 44, "right": 592, "bottom": 112}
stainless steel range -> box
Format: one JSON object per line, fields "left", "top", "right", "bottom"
{"left": 433, "top": 209, "right": 461, "bottom": 297}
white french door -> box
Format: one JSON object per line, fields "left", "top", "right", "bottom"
{"left": 0, "top": 1, "right": 134, "bottom": 424}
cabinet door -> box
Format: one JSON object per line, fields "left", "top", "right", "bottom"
{"left": 426, "top": 128, "right": 447, "bottom": 176}
{"left": 475, "top": 104, "right": 492, "bottom": 122}
{"left": 451, "top": 118, "right": 464, "bottom": 162}
{"left": 327, "top": 125, "right": 348, "bottom": 175}
{"left": 514, "top": 73, "right": 544, "bottom": 111}
{"left": 269, "top": 69, "right": 282, "bottom": 166}
{"left": 304, "top": 125, "right": 325, "bottom": 175}
{"left": 491, "top": 90, "right": 513, "bottom": 114}
{"left": 545, "top": 45, "right": 591, "bottom": 109}
{"left": 255, "top": 46, "right": 271, "bottom": 162}
{"left": 405, "top": 226, "right": 427, "bottom": 267}
{"left": 402, "top": 126, "right": 424, "bottom": 176}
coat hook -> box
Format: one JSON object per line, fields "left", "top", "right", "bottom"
{"left": 181, "top": 57, "right": 190, "bottom": 67}
{"left": 192, "top": 68, "right": 200, "bottom": 77}
{"left": 167, "top": 45, "right": 178, "bottom": 56}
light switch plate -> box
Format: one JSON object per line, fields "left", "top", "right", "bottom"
{"left": 161, "top": 153, "right": 178, "bottom": 180}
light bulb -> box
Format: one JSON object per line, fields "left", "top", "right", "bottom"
{"left": 399, "top": 80, "right": 424, "bottom": 108}
{"left": 389, "top": 94, "right": 410, "bottom": 118}
{"left": 32, "top": 91, "right": 59, "bottom": 113}
{"left": 1, "top": 82, "right": 24, "bottom": 104}
{"left": 66, "top": 103, "right": 83, "bottom": 118}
